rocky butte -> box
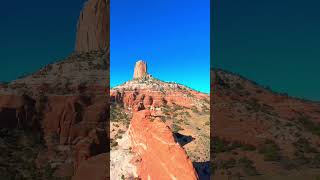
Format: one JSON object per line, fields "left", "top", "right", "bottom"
{"left": 110, "top": 60, "right": 210, "bottom": 179}
{"left": 133, "top": 60, "right": 148, "bottom": 79}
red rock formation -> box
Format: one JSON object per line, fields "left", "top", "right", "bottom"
{"left": 75, "top": 0, "right": 109, "bottom": 52}
{"left": 133, "top": 60, "right": 148, "bottom": 79}
{"left": 129, "top": 110, "right": 199, "bottom": 180}
{"left": 40, "top": 95, "right": 108, "bottom": 168}
{"left": 111, "top": 89, "right": 207, "bottom": 110}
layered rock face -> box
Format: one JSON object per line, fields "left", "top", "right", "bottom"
{"left": 133, "top": 60, "right": 148, "bottom": 79}
{"left": 129, "top": 110, "right": 199, "bottom": 180}
{"left": 75, "top": 0, "right": 109, "bottom": 52}
{"left": 0, "top": 90, "right": 108, "bottom": 178}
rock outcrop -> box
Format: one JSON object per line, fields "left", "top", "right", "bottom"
{"left": 133, "top": 60, "right": 148, "bottom": 79}
{"left": 110, "top": 60, "right": 210, "bottom": 179}
{"left": 75, "top": 0, "right": 109, "bottom": 52}
{"left": 129, "top": 110, "right": 199, "bottom": 180}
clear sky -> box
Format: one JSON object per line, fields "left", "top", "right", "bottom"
{"left": 110, "top": 0, "right": 210, "bottom": 93}
{"left": 212, "top": 0, "right": 320, "bottom": 101}
{"left": 0, "top": 0, "right": 86, "bottom": 82}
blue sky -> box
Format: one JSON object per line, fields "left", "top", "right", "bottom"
{"left": 110, "top": 0, "right": 210, "bottom": 93}
{"left": 0, "top": 0, "right": 85, "bottom": 82}
{"left": 213, "top": 0, "right": 320, "bottom": 101}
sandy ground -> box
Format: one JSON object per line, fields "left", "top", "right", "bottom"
{"left": 110, "top": 130, "right": 137, "bottom": 180}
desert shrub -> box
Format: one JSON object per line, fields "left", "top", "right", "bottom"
{"left": 172, "top": 124, "right": 184, "bottom": 133}
{"left": 43, "top": 163, "right": 56, "bottom": 179}
{"left": 162, "top": 106, "right": 170, "bottom": 115}
{"left": 204, "top": 121, "right": 210, "bottom": 126}
{"left": 118, "top": 129, "right": 125, "bottom": 135}
{"left": 310, "top": 154, "right": 320, "bottom": 168}
{"left": 110, "top": 139, "right": 118, "bottom": 148}
{"left": 172, "top": 103, "right": 183, "bottom": 111}
{"left": 246, "top": 98, "right": 261, "bottom": 112}
{"left": 235, "top": 83, "right": 244, "bottom": 90}
{"left": 160, "top": 116, "right": 166, "bottom": 122}
{"left": 110, "top": 104, "right": 129, "bottom": 124}
{"left": 293, "top": 151, "right": 309, "bottom": 166}
{"left": 191, "top": 106, "right": 199, "bottom": 114}
{"left": 258, "top": 139, "right": 281, "bottom": 161}
{"left": 184, "top": 121, "right": 190, "bottom": 125}
{"left": 293, "top": 138, "right": 317, "bottom": 153}
{"left": 298, "top": 116, "right": 320, "bottom": 136}
{"left": 238, "top": 157, "right": 259, "bottom": 176}
{"left": 240, "top": 144, "right": 256, "bottom": 151}
{"left": 184, "top": 111, "right": 191, "bottom": 117}
{"left": 201, "top": 104, "right": 209, "bottom": 113}
{"left": 213, "top": 137, "right": 233, "bottom": 153}
{"left": 220, "top": 158, "right": 236, "bottom": 169}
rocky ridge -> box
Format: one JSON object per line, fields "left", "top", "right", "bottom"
{"left": 212, "top": 69, "right": 320, "bottom": 179}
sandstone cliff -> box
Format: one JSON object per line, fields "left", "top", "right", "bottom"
{"left": 75, "top": 0, "right": 109, "bottom": 52}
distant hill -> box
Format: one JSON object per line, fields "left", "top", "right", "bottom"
{"left": 211, "top": 69, "right": 320, "bottom": 179}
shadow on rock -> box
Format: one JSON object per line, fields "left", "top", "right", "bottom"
{"left": 193, "top": 161, "right": 210, "bottom": 180}
{"left": 173, "top": 132, "right": 194, "bottom": 146}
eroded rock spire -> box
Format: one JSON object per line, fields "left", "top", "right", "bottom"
{"left": 75, "top": 0, "right": 109, "bottom": 52}
{"left": 133, "top": 60, "right": 148, "bottom": 79}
